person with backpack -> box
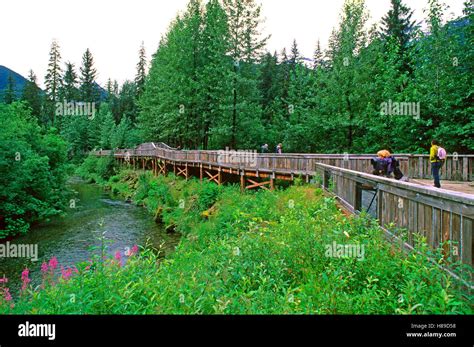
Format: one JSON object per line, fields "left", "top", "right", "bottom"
{"left": 430, "top": 140, "right": 446, "bottom": 188}
{"left": 275, "top": 143, "right": 283, "bottom": 154}
{"left": 261, "top": 144, "right": 269, "bottom": 154}
{"left": 371, "top": 150, "right": 390, "bottom": 176}
{"left": 371, "top": 150, "right": 407, "bottom": 181}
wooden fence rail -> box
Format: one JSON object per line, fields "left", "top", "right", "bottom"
{"left": 315, "top": 163, "right": 473, "bottom": 267}
{"left": 97, "top": 144, "right": 473, "bottom": 181}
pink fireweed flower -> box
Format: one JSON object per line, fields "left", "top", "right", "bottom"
{"left": 21, "top": 268, "right": 31, "bottom": 291}
{"left": 114, "top": 251, "right": 122, "bottom": 266}
{"left": 0, "top": 276, "right": 8, "bottom": 284}
{"left": 3, "top": 288, "right": 12, "bottom": 302}
{"left": 131, "top": 245, "right": 139, "bottom": 256}
{"left": 41, "top": 262, "right": 48, "bottom": 274}
{"left": 60, "top": 267, "right": 74, "bottom": 281}
{"left": 48, "top": 257, "right": 58, "bottom": 270}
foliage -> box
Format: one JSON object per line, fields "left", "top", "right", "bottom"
{"left": 76, "top": 155, "right": 118, "bottom": 184}
{"left": 0, "top": 103, "right": 68, "bottom": 238}
{"left": 136, "top": 0, "right": 472, "bottom": 154}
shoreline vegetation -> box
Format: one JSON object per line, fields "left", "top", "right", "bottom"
{"left": 0, "top": 156, "right": 471, "bottom": 314}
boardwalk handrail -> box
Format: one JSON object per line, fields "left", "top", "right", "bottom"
{"left": 94, "top": 147, "right": 473, "bottom": 182}
{"left": 314, "top": 162, "right": 473, "bottom": 268}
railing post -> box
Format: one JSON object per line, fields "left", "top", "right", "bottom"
{"left": 323, "top": 170, "right": 330, "bottom": 190}
{"left": 354, "top": 183, "right": 362, "bottom": 212}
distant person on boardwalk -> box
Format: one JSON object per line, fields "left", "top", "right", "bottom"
{"left": 430, "top": 140, "right": 447, "bottom": 188}
{"left": 275, "top": 143, "right": 282, "bottom": 154}
{"left": 261, "top": 144, "right": 269, "bottom": 153}
{"left": 371, "top": 150, "right": 407, "bottom": 181}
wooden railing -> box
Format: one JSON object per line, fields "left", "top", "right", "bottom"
{"left": 315, "top": 163, "right": 473, "bottom": 267}
{"left": 97, "top": 146, "right": 473, "bottom": 181}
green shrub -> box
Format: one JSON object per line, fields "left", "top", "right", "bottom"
{"left": 0, "top": 103, "right": 68, "bottom": 237}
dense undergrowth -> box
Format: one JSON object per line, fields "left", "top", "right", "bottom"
{"left": 1, "top": 156, "right": 472, "bottom": 314}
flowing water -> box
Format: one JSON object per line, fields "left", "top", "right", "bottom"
{"left": 0, "top": 177, "right": 180, "bottom": 294}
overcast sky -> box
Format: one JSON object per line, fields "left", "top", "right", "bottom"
{"left": 0, "top": 0, "right": 466, "bottom": 88}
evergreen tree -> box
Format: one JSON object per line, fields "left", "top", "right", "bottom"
{"left": 44, "top": 40, "right": 62, "bottom": 125}
{"left": 79, "top": 48, "right": 99, "bottom": 103}
{"left": 4, "top": 74, "right": 16, "bottom": 104}
{"left": 21, "top": 70, "right": 42, "bottom": 118}
{"left": 135, "top": 42, "right": 147, "bottom": 98}
{"left": 289, "top": 39, "right": 301, "bottom": 68}
{"left": 60, "top": 62, "right": 80, "bottom": 101}
{"left": 118, "top": 80, "right": 138, "bottom": 124}
{"left": 312, "top": 40, "right": 324, "bottom": 70}
{"left": 381, "top": 0, "right": 416, "bottom": 74}
{"left": 259, "top": 51, "right": 279, "bottom": 123}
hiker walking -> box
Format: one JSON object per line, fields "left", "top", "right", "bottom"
{"left": 275, "top": 143, "right": 283, "bottom": 154}
{"left": 261, "top": 144, "right": 269, "bottom": 154}
{"left": 430, "top": 140, "right": 446, "bottom": 188}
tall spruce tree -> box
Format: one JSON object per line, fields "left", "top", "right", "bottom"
{"left": 289, "top": 39, "right": 302, "bottom": 68}
{"left": 44, "top": 40, "right": 62, "bottom": 125}
{"left": 21, "top": 70, "right": 42, "bottom": 118}
{"left": 79, "top": 48, "right": 99, "bottom": 103}
{"left": 135, "top": 42, "right": 147, "bottom": 98}
{"left": 381, "top": 0, "right": 416, "bottom": 75}
{"left": 60, "top": 62, "right": 80, "bottom": 101}
{"left": 312, "top": 40, "right": 324, "bottom": 70}
{"left": 4, "top": 74, "right": 16, "bottom": 104}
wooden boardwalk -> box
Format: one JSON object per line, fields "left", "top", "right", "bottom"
{"left": 411, "top": 179, "right": 474, "bottom": 195}
{"left": 92, "top": 143, "right": 474, "bottom": 269}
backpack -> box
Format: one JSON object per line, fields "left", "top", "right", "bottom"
{"left": 371, "top": 158, "right": 389, "bottom": 175}
{"left": 437, "top": 147, "right": 447, "bottom": 160}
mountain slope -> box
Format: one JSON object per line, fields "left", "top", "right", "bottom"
{"left": 0, "top": 65, "right": 28, "bottom": 98}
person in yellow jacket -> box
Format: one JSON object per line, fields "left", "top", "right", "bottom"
{"left": 430, "top": 140, "right": 442, "bottom": 188}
